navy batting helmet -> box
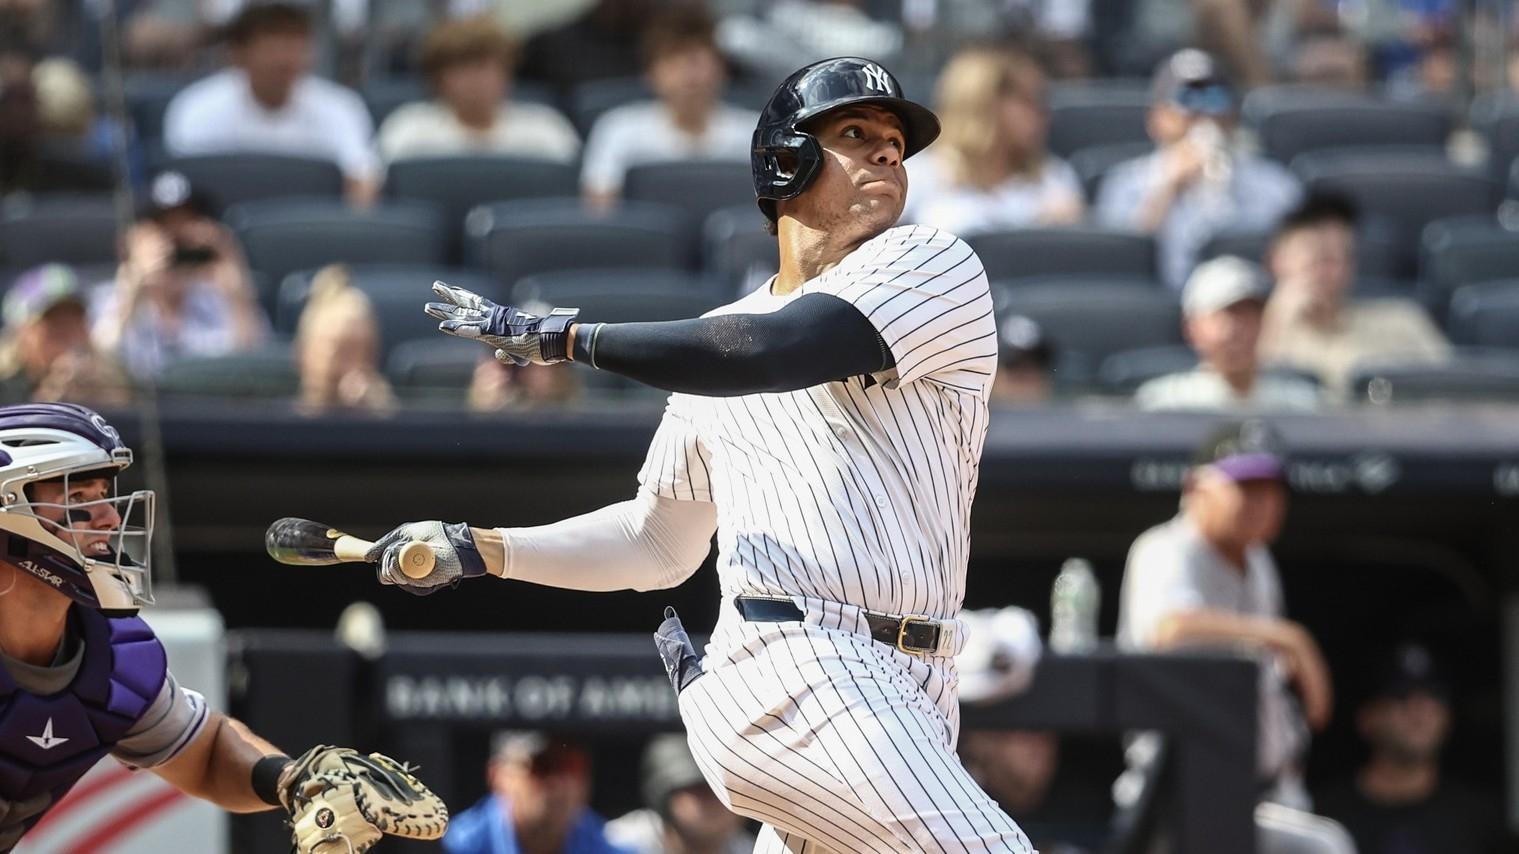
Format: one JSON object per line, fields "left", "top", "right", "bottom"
{"left": 752, "top": 57, "right": 940, "bottom": 223}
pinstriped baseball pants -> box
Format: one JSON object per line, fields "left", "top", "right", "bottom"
{"left": 677, "top": 601, "right": 1035, "bottom": 853}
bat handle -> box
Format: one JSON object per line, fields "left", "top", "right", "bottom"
{"left": 332, "top": 536, "right": 436, "bottom": 580}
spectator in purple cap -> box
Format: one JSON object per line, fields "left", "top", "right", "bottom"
{"left": 0, "top": 264, "right": 131, "bottom": 406}
{"left": 91, "top": 170, "right": 269, "bottom": 382}
{"left": 1116, "top": 420, "right": 1355, "bottom": 851}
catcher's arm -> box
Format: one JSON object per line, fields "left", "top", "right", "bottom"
{"left": 152, "top": 711, "right": 283, "bottom": 812}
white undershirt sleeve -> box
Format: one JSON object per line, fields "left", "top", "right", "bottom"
{"left": 497, "top": 489, "right": 717, "bottom": 592}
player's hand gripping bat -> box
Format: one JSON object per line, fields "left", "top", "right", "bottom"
{"left": 265, "top": 517, "right": 436, "bottom": 579}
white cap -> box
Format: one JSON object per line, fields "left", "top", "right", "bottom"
{"left": 1182, "top": 256, "right": 1270, "bottom": 317}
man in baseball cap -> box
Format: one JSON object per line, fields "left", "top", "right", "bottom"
{"left": 1315, "top": 644, "right": 1507, "bottom": 854}
{"left": 0, "top": 264, "right": 129, "bottom": 405}
{"left": 1136, "top": 256, "right": 1320, "bottom": 412}
{"left": 1119, "top": 421, "right": 1332, "bottom": 796}
{"left": 1094, "top": 48, "right": 1301, "bottom": 289}
{"left": 606, "top": 734, "right": 753, "bottom": 854}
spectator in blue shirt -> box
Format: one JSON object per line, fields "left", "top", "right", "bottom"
{"left": 445, "top": 732, "right": 633, "bottom": 854}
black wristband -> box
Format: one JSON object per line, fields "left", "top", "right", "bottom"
{"left": 252, "top": 754, "right": 293, "bottom": 807}
{"left": 537, "top": 308, "right": 580, "bottom": 363}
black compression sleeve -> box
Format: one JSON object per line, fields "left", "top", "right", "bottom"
{"left": 572, "top": 293, "right": 893, "bottom": 396}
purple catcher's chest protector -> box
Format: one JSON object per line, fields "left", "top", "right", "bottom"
{"left": 0, "top": 608, "right": 166, "bottom": 840}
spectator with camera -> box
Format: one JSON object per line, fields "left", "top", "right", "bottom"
{"left": 91, "top": 171, "right": 268, "bottom": 382}
{"left": 163, "top": 2, "right": 380, "bottom": 206}
{"left": 377, "top": 16, "right": 580, "bottom": 165}
{"left": 1095, "top": 49, "right": 1300, "bottom": 290}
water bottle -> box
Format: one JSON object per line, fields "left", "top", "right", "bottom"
{"left": 1050, "top": 558, "right": 1100, "bottom": 653}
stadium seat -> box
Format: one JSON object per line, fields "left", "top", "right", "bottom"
{"left": 1097, "top": 345, "right": 1198, "bottom": 394}
{"left": 991, "top": 275, "right": 1164, "bottom": 315}
{"left": 274, "top": 265, "right": 504, "bottom": 358}
{"left": 226, "top": 200, "right": 448, "bottom": 303}
{"left": 26, "top": 143, "right": 115, "bottom": 193}
{"left": 1293, "top": 150, "right": 1497, "bottom": 275}
{"left": 155, "top": 344, "right": 299, "bottom": 400}
{"left": 623, "top": 160, "right": 755, "bottom": 233}
{"left": 1446, "top": 281, "right": 1519, "bottom": 349}
{"left": 159, "top": 154, "right": 344, "bottom": 211}
{"left": 1349, "top": 349, "right": 1519, "bottom": 404}
{"left": 0, "top": 194, "right": 120, "bottom": 275}
{"left": 568, "top": 76, "right": 654, "bottom": 136}
{"left": 384, "top": 156, "right": 580, "bottom": 230}
{"left": 1045, "top": 84, "right": 1152, "bottom": 159}
{"left": 1243, "top": 86, "right": 1451, "bottom": 165}
{"left": 1068, "top": 140, "right": 1153, "bottom": 201}
{"left": 1200, "top": 222, "right": 1406, "bottom": 284}
{"left": 512, "top": 273, "right": 719, "bottom": 323}
{"left": 466, "top": 199, "right": 690, "bottom": 287}
{"left": 1469, "top": 92, "right": 1519, "bottom": 188}
{"left": 703, "top": 204, "right": 777, "bottom": 296}
{"left": 968, "top": 227, "right": 1156, "bottom": 282}
{"left": 1419, "top": 217, "right": 1519, "bottom": 318}
{"left": 999, "top": 283, "right": 1182, "bottom": 386}
{"left": 124, "top": 72, "right": 202, "bottom": 144}
{"left": 514, "top": 269, "right": 717, "bottom": 305}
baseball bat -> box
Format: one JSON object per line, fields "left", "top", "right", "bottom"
{"left": 265, "top": 517, "right": 436, "bottom": 580}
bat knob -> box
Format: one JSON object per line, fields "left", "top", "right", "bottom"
{"left": 398, "top": 541, "right": 436, "bottom": 579}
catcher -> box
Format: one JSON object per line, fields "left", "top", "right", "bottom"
{"left": 0, "top": 402, "right": 447, "bottom": 853}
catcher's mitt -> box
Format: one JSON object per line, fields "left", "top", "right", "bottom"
{"left": 277, "top": 745, "right": 449, "bottom": 853}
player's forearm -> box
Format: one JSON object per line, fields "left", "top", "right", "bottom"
{"left": 477, "top": 491, "right": 716, "bottom": 592}
{"left": 155, "top": 713, "right": 283, "bottom": 813}
{"left": 1152, "top": 608, "right": 1297, "bottom": 652}
{"left": 570, "top": 293, "right": 889, "bottom": 396}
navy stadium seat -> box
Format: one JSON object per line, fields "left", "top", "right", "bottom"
{"left": 623, "top": 160, "right": 755, "bottom": 235}
{"left": 0, "top": 194, "right": 120, "bottom": 275}
{"left": 1097, "top": 345, "right": 1199, "bottom": 393}
{"left": 1243, "top": 86, "right": 1451, "bottom": 165}
{"left": 226, "top": 200, "right": 448, "bottom": 305}
{"left": 703, "top": 204, "right": 778, "bottom": 296}
{"left": 513, "top": 269, "right": 717, "bottom": 305}
{"left": 124, "top": 72, "right": 203, "bottom": 144}
{"left": 275, "top": 265, "right": 504, "bottom": 358}
{"left": 511, "top": 274, "right": 720, "bottom": 323}
{"left": 999, "top": 283, "right": 1182, "bottom": 387}
{"left": 466, "top": 199, "right": 689, "bottom": 288}
{"left": 159, "top": 154, "right": 344, "bottom": 211}
{"left": 155, "top": 344, "right": 299, "bottom": 400}
{"left": 968, "top": 227, "right": 1156, "bottom": 282}
{"left": 1469, "top": 93, "right": 1519, "bottom": 188}
{"left": 1419, "top": 217, "right": 1519, "bottom": 318}
{"left": 1349, "top": 349, "right": 1519, "bottom": 404}
{"left": 384, "top": 156, "right": 580, "bottom": 230}
{"left": 1068, "top": 141, "right": 1153, "bottom": 201}
{"left": 1447, "top": 281, "right": 1519, "bottom": 349}
{"left": 1293, "top": 150, "right": 1497, "bottom": 276}
{"left": 1045, "top": 84, "right": 1152, "bottom": 159}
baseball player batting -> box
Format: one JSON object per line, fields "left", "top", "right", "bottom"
{"left": 367, "top": 57, "right": 1033, "bottom": 852}
{"left": 0, "top": 403, "right": 447, "bottom": 854}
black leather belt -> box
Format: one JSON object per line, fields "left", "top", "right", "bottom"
{"left": 734, "top": 596, "right": 946, "bottom": 656}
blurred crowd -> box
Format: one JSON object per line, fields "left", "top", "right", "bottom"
{"left": 0, "top": 0, "right": 1515, "bottom": 416}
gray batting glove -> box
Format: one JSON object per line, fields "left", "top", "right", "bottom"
{"left": 363, "top": 521, "right": 486, "bottom": 596}
{"left": 424, "top": 281, "right": 579, "bottom": 366}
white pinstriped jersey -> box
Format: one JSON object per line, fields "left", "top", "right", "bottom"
{"left": 637, "top": 224, "right": 996, "bottom": 620}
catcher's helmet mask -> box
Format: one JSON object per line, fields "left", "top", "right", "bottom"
{"left": 752, "top": 57, "right": 940, "bottom": 223}
{"left": 0, "top": 404, "right": 155, "bottom": 615}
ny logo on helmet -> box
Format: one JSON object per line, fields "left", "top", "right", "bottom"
{"left": 860, "top": 64, "right": 890, "bottom": 93}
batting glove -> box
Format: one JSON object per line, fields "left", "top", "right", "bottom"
{"left": 424, "top": 281, "right": 579, "bottom": 366}
{"left": 363, "top": 521, "right": 486, "bottom": 596}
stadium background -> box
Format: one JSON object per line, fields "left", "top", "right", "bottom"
{"left": 2, "top": 0, "right": 1519, "bottom": 852}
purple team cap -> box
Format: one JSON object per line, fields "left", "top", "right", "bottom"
{"left": 1195, "top": 420, "right": 1286, "bottom": 483}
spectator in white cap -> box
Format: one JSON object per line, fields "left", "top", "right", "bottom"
{"left": 1136, "top": 256, "right": 1321, "bottom": 413}
{"left": 606, "top": 734, "right": 754, "bottom": 854}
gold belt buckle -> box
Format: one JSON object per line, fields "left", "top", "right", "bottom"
{"left": 895, "top": 614, "right": 935, "bottom": 656}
